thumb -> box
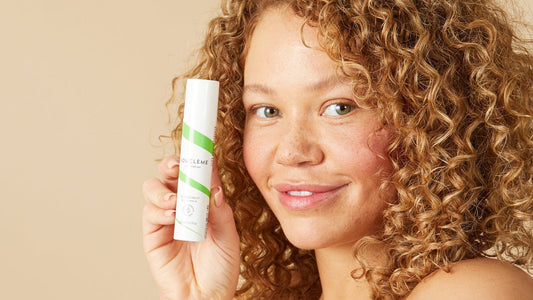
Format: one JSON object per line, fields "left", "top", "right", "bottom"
{"left": 207, "top": 186, "right": 239, "bottom": 245}
{"left": 206, "top": 158, "right": 239, "bottom": 247}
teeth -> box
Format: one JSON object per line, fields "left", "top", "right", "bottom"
{"left": 287, "top": 191, "right": 314, "bottom": 196}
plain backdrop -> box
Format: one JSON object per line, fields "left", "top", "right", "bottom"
{"left": 0, "top": 0, "right": 531, "bottom": 299}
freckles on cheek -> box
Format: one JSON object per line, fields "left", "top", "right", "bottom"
{"left": 370, "top": 128, "right": 391, "bottom": 149}
{"left": 339, "top": 129, "right": 391, "bottom": 174}
{"left": 242, "top": 129, "right": 265, "bottom": 180}
{"left": 242, "top": 129, "right": 277, "bottom": 193}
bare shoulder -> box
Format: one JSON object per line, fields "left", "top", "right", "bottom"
{"left": 406, "top": 258, "right": 533, "bottom": 300}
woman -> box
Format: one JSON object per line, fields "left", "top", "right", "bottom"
{"left": 142, "top": 0, "right": 533, "bottom": 299}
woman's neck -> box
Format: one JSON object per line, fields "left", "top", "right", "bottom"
{"left": 315, "top": 243, "right": 386, "bottom": 300}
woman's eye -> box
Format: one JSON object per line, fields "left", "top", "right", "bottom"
{"left": 323, "top": 103, "right": 354, "bottom": 116}
{"left": 255, "top": 106, "right": 280, "bottom": 118}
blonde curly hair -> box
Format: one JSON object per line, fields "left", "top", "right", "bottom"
{"left": 164, "top": 0, "right": 533, "bottom": 298}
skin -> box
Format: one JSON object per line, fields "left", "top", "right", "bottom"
{"left": 142, "top": 7, "right": 533, "bottom": 300}
{"left": 242, "top": 8, "right": 394, "bottom": 251}
{"left": 407, "top": 258, "right": 533, "bottom": 300}
{"left": 142, "top": 158, "right": 240, "bottom": 300}
{"left": 241, "top": 7, "right": 394, "bottom": 299}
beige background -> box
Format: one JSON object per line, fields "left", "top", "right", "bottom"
{"left": 0, "top": 1, "right": 531, "bottom": 299}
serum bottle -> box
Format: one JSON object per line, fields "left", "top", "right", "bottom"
{"left": 174, "top": 79, "right": 219, "bottom": 242}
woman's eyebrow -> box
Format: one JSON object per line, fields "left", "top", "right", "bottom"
{"left": 309, "top": 74, "right": 347, "bottom": 92}
{"left": 242, "top": 83, "right": 276, "bottom": 96}
{"left": 242, "top": 75, "right": 347, "bottom": 97}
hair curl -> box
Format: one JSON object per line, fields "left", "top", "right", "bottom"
{"left": 163, "top": 0, "right": 533, "bottom": 298}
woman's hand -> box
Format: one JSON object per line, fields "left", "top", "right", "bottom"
{"left": 142, "top": 156, "right": 240, "bottom": 300}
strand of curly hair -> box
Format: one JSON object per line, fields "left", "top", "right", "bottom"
{"left": 162, "top": 0, "right": 533, "bottom": 299}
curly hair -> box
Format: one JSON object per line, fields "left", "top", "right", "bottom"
{"left": 163, "top": 0, "right": 533, "bottom": 298}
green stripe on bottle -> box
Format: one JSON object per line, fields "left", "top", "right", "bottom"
{"left": 182, "top": 122, "right": 214, "bottom": 154}
{"left": 179, "top": 170, "right": 211, "bottom": 198}
{"left": 175, "top": 217, "right": 203, "bottom": 237}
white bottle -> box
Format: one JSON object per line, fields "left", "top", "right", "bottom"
{"left": 174, "top": 79, "right": 219, "bottom": 242}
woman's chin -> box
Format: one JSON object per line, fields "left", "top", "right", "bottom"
{"left": 286, "top": 238, "right": 325, "bottom": 250}
{"left": 281, "top": 226, "right": 349, "bottom": 250}
{"left": 278, "top": 218, "right": 379, "bottom": 251}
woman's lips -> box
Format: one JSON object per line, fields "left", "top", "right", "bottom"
{"left": 273, "top": 183, "right": 347, "bottom": 211}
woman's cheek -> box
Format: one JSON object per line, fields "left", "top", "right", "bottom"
{"left": 242, "top": 128, "right": 267, "bottom": 183}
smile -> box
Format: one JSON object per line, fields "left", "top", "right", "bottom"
{"left": 273, "top": 183, "right": 347, "bottom": 211}
{"left": 287, "top": 190, "right": 314, "bottom": 196}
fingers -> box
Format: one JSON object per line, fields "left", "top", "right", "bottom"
{"left": 204, "top": 158, "right": 239, "bottom": 246}
{"left": 142, "top": 177, "right": 177, "bottom": 237}
{"left": 145, "top": 156, "right": 219, "bottom": 231}
{"left": 158, "top": 155, "right": 180, "bottom": 191}
{"left": 143, "top": 201, "right": 176, "bottom": 228}
{"left": 142, "top": 201, "right": 176, "bottom": 255}
{"left": 145, "top": 155, "right": 237, "bottom": 246}
{"left": 142, "top": 178, "right": 176, "bottom": 210}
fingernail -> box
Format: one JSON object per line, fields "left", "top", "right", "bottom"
{"left": 213, "top": 186, "right": 224, "bottom": 208}
{"left": 163, "top": 193, "right": 175, "bottom": 201}
{"left": 167, "top": 160, "right": 179, "bottom": 170}
{"left": 164, "top": 210, "right": 176, "bottom": 216}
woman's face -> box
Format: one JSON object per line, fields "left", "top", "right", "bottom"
{"left": 242, "top": 8, "right": 395, "bottom": 250}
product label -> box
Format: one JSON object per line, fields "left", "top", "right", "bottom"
{"left": 180, "top": 157, "right": 210, "bottom": 167}
{"left": 174, "top": 135, "right": 213, "bottom": 242}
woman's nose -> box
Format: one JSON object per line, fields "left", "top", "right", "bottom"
{"left": 274, "top": 120, "right": 324, "bottom": 167}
